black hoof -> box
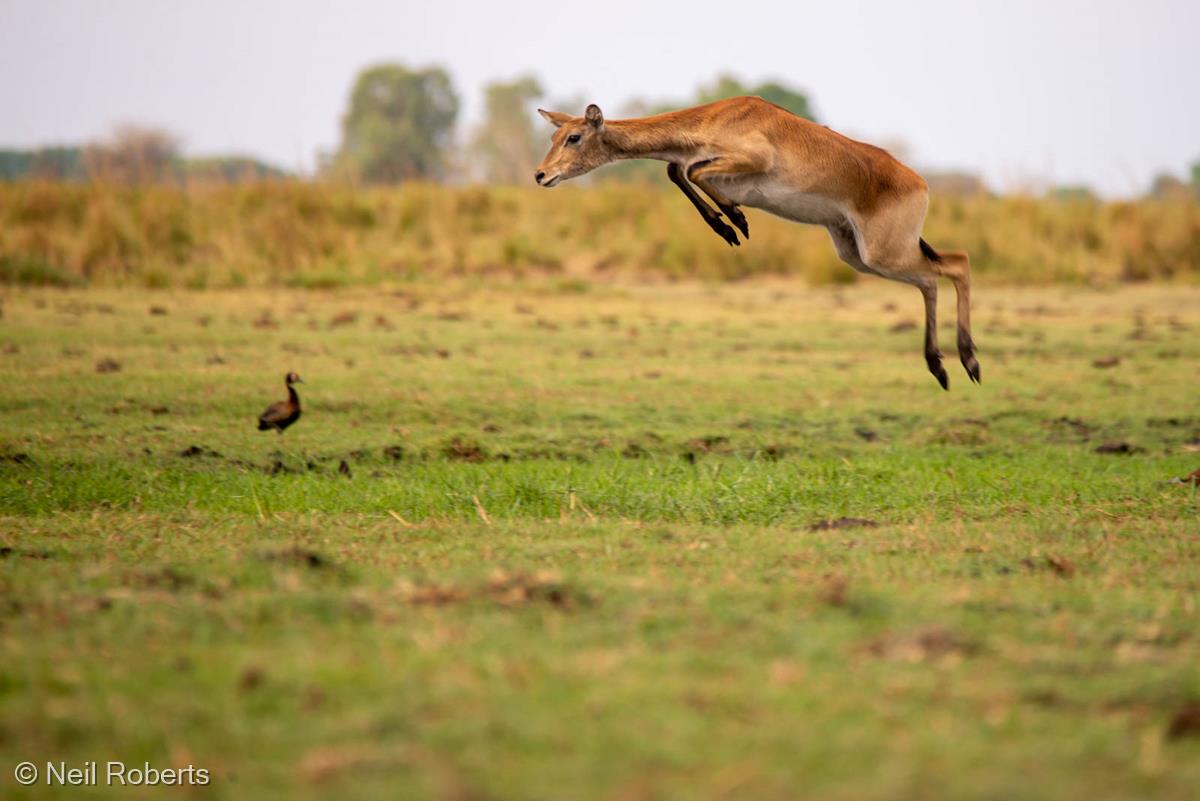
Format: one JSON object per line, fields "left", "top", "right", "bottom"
{"left": 962, "top": 355, "right": 981, "bottom": 384}
{"left": 927, "top": 352, "right": 949, "bottom": 391}
{"left": 958, "top": 335, "right": 981, "bottom": 384}
{"left": 709, "top": 218, "right": 740, "bottom": 246}
{"left": 726, "top": 208, "right": 749, "bottom": 239}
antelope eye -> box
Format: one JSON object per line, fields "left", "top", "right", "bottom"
{"left": 566, "top": 133, "right": 582, "bottom": 145}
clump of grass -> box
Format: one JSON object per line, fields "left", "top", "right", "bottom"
{"left": 0, "top": 254, "right": 83, "bottom": 287}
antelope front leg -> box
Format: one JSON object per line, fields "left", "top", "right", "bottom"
{"left": 666, "top": 163, "right": 740, "bottom": 246}
{"left": 687, "top": 159, "right": 757, "bottom": 240}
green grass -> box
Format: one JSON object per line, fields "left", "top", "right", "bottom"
{"left": 1, "top": 279, "right": 1199, "bottom": 800}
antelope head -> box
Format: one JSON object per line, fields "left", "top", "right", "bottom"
{"left": 533, "top": 104, "right": 611, "bottom": 187}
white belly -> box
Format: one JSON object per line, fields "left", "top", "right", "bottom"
{"left": 720, "top": 177, "right": 846, "bottom": 227}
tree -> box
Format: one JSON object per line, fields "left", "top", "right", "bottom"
{"left": 31, "top": 147, "right": 88, "bottom": 181}
{"left": 471, "top": 76, "right": 544, "bottom": 184}
{"left": 84, "top": 125, "right": 180, "bottom": 184}
{"left": 1149, "top": 172, "right": 1191, "bottom": 200}
{"left": 926, "top": 171, "right": 989, "bottom": 197}
{"left": 183, "top": 156, "right": 289, "bottom": 184}
{"left": 0, "top": 150, "right": 32, "bottom": 181}
{"left": 335, "top": 64, "right": 459, "bottom": 183}
{"left": 1046, "top": 184, "right": 1096, "bottom": 202}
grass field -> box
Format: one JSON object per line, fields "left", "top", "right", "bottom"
{"left": 2, "top": 278, "right": 1199, "bottom": 800}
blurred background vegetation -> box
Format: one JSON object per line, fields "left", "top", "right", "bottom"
{"left": 1, "top": 62, "right": 1198, "bottom": 288}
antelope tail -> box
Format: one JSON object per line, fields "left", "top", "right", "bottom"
{"left": 919, "top": 238, "right": 943, "bottom": 264}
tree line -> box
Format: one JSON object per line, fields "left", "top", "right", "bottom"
{"left": 0, "top": 66, "right": 818, "bottom": 188}
{"left": 2, "top": 62, "right": 1196, "bottom": 198}
{"left": 328, "top": 65, "right": 820, "bottom": 186}
{"left": 0, "top": 125, "right": 287, "bottom": 185}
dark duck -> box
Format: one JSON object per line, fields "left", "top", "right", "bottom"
{"left": 258, "top": 372, "right": 302, "bottom": 433}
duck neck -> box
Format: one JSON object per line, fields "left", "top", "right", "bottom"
{"left": 287, "top": 384, "right": 299, "bottom": 406}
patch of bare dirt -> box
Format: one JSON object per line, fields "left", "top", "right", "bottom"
{"left": 401, "top": 583, "right": 469, "bottom": 606}
{"left": 621, "top": 442, "right": 647, "bottom": 459}
{"left": 179, "top": 445, "right": 222, "bottom": 458}
{"left": 1167, "top": 702, "right": 1200, "bottom": 740}
{"left": 817, "top": 574, "right": 851, "bottom": 607}
{"left": 239, "top": 666, "right": 266, "bottom": 692}
{"left": 1148, "top": 416, "right": 1194, "bottom": 428}
{"left": 398, "top": 570, "right": 589, "bottom": 611}
{"left": 760, "top": 443, "right": 790, "bottom": 460}
{"left": 95, "top": 358, "right": 121, "bottom": 373}
{"left": 486, "top": 570, "right": 586, "bottom": 609}
{"left": 1095, "top": 441, "right": 1142, "bottom": 455}
{"left": 1050, "top": 416, "right": 1096, "bottom": 438}
{"left": 855, "top": 427, "right": 879, "bottom": 442}
{"left": 809, "top": 517, "right": 878, "bottom": 531}
{"left": 252, "top": 311, "right": 278, "bottom": 329}
{"left": 443, "top": 437, "right": 486, "bottom": 462}
{"left": 257, "top": 546, "right": 330, "bottom": 569}
{"left": 867, "top": 626, "right": 976, "bottom": 662}
{"left": 1022, "top": 554, "right": 1076, "bottom": 578}
{"left": 0, "top": 545, "right": 55, "bottom": 559}
{"left": 683, "top": 435, "right": 730, "bottom": 457}
{"left": 129, "top": 566, "right": 193, "bottom": 591}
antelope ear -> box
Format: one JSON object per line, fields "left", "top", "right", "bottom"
{"left": 584, "top": 103, "right": 604, "bottom": 129}
{"left": 537, "top": 109, "right": 572, "bottom": 128}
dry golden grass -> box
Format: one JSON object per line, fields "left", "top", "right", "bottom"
{"left": 1, "top": 181, "right": 1198, "bottom": 288}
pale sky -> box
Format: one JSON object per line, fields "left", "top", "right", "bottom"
{"left": 1, "top": 0, "right": 1196, "bottom": 195}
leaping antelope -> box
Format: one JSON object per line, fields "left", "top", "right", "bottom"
{"left": 534, "top": 97, "right": 979, "bottom": 389}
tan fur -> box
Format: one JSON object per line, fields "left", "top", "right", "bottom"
{"left": 535, "top": 97, "right": 980, "bottom": 388}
